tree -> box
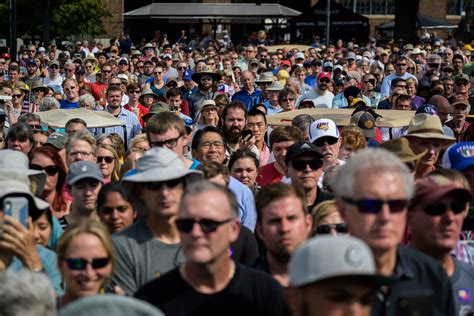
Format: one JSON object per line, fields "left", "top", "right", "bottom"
{"left": 51, "top": 0, "right": 112, "bottom": 38}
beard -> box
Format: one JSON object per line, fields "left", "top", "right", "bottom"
{"left": 223, "top": 125, "right": 242, "bottom": 144}
{"left": 318, "top": 83, "right": 327, "bottom": 90}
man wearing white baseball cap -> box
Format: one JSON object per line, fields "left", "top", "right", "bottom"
{"left": 308, "top": 118, "right": 344, "bottom": 169}
{"left": 288, "top": 235, "right": 394, "bottom": 316}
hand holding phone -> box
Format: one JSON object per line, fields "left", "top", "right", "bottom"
{"left": 3, "top": 197, "right": 29, "bottom": 227}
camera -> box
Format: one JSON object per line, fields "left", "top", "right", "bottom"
{"left": 0, "top": 95, "right": 12, "bottom": 104}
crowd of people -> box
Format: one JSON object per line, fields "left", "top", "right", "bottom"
{"left": 0, "top": 31, "right": 474, "bottom": 316}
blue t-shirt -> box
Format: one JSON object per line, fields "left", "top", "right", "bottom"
{"left": 60, "top": 99, "right": 79, "bottom": 109}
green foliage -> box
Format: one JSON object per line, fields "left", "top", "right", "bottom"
{"left": 51, "top": 0, "right": 112, "bottom": 38}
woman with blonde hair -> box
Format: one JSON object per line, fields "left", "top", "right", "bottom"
{"left": 128, "top": 133, "right": 150, "bottom": 152}
{"left": 338, "top": 125, "right": 367, "bottom": 161}
{"left": 56, "top": 219, "right": 115, "bottom": 309}
{"left": 311, "top": 200, "right": 347, "bottom": 237}
{"left": 197, "top": 100, "right": 219, "bottom": 128}
{"left": 96, "top": 143, "right": 121, "bottom": 182}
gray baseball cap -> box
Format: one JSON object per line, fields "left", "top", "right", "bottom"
{"left": 289, "top": 235, "right": 395, "bottom": 287}
{"left": 67, "top": 161, "right": 103, "bottom": 185}
{"left": 45, "top": 132, "right": 67, "bottom": 150}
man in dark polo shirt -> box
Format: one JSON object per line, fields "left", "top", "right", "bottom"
{"left": 332, "top": 148, "right": 455, "bottom": 316}
{"left": 134, "top": 181, "right": 290, "bottom": 316}
{"left": 285, "top": 142, "right": 332, "bottom": 211}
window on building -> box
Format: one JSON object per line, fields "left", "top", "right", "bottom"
{"left": 341, "top": 0, "right": 395, "bottom": 15}
{"left": 447, "top": 0, "right": 473, "bottom": 15}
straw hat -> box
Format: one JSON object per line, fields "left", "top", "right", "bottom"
{"left": 404, "top": 113, "right": 455, "bottom": 146}
{"left": 138, "top": 88, "right": 159, "bottom": 104}
{"left": 379, "top": 138, "right": 427, "bottom": 162}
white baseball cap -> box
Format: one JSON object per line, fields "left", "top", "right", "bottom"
{"left": 308, "top": 118, "right": 339, "bottom": 143}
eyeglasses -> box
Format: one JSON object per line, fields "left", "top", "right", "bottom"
{"left": 30, "top": 164, "right": 59, "bottom": 176}
{"left": 395, "top": 84, "right": 407, "bottom": 88}
{"left": 49, "top": 65, "right": 59, "bottom": 69}
{"left": 175, "top": 218, "right": 235, "bottom": 234}
{"left": 118, "top": 62, "right": 128, "bottom": 66}
{"left": 97, "top": 156, "right": 114, "bottom": 164}
{"left": 364, "top": 79, "right": 376, "bottom": 85}
{"left": 282, "top": 98, "right": 295, "bottom": 102}
{"left": 442, "top": 68, "right": 453, "bottom": 73}
{"left": 455, "top": 81, "right": 469, "bottom": 86}
{"left": 424, "top": 201, "right": 468, "bottom": 216}
{"left": 69, "top": 151, "right": 93, "bottom": 157}
{"left": 396, "top": 63, "right": 407, "bottom": 67}
{"left": 315, "top": 223, "right": 348, "bottom": 235}
{"left": 314, "top": 137, "right": 338, "bottom": 147}
{"left": 129, "top": 90, "right": 141, "bottom": 94}
{"left": 150, "top": 136, "right": 181, "bottom": 148}
{"left": 109, "top": 83, "right": 121, "bottom": 87}
{"left": 178, "top": 67, "right": 187, "bottom": 70}
{"left": 198, "top": 140, "right": 224, "bottom": 148}
{"left": 428, "top": 63, "right": 440, "bottom": 68}
{"left": 154, "top": 72, "right": 162, "bottom": 75}
{"left": 64, "top": 86, "right": 76, "bottom": 91}
{"left": 201, "top": 77, "right": 213, "bottom": 82}
{"left": 319, "top": 78, "right": 330, "bottom": 84}
{"left": 65, "top": 257, "right": 110, "bottom": 270}
{"left": 291, "top": 159, "right": 323, "bottom": 171}
{"left": 28, "top": 50, "right": 36, "bottom": 53}
{"left": 12, "top": 94, "right": 22, "bottom": 98}
{"left": 28, "top": 124, "right": 41, "bottom": 130}
{"left": 143, "top": 178, "right": 183, "bottom": 191}
{"left": 102, "top": 70, "right": 112, "bottom": 73}
{"left": 342, "top": 197, "right": 408, "bottom": 214}
{"left": 407, "top": 67, "right": 415, "bottom": 71}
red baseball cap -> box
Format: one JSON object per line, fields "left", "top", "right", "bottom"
{"left": 1, "top": 53, "right": 11, "bottom": 59}
{"left": 280, "top": 60, "right": 291, "bottom": 67}
{"left": 317, "top": 72, "right": 331, "bottom": 80}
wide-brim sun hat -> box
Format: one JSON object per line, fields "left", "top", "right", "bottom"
{"left": 138, "top": 88, "right": 159, "bottom": 104}
{"left": 404, "top": 113, "right": 456, "bottom": 147}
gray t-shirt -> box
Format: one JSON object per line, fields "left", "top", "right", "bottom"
{"left": 452, "top": 257, "right": 474, "bottom": 316}
{"left": 111, "top": 220, "right": 185, "bottom": 296}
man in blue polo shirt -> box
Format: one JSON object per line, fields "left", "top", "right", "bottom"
{"left": 232, "top": 70, "right": 262, "bottom": 111}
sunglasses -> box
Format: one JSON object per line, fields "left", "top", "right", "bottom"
{"left": 342, "top": 197, "right": 408, "bottom": 214}
{"left": 50, "top": 65, "right": 59, "bottom": 69}
{"left": 291, "top": 159, "right": 323, "bottom": 171}
{"left": 319, "top": 78, "right": 330, "bottom": 83}
{"left": 429, "top": 63, "right": 440, "bottom": 68}
{"left": 314, "top": 136, "right": 338, "bottom": 147}
{"left": 118, "top": 62, "right": 128, "bottom": 66}
{"left": 282, "top": 98, "right": 295, "bottom": 102}
{"left": 150, "top": 136, "right": 181, "bottom": 148}
{"left": 12, "top": 94, "right": 22, "bottom": 98}
{"left": 129, "top": 90, "right": 141, "bottom": 94}
{"left": 65, "top": 257, "right": 110, "bottom": 270}
{"left": 396, "top": 63, "right": 407, "bottom": 67}
{"left": 154, "top": 72, "right": 162, "bottom": 75}
{"left": 175, "top": 218, "right": 235, "bottom": 234}
{"left": 178, "top": 67, "right": 187, "bottom": 70}
{"left": 30, "top": 164, "right": 58, "bottom": 176}
{"left": 424, "top": 201, "right": 468, "bottom": 216}
{"left": 407, "top": 67, "right": 415, "bottom": 71}
{"left": 97, "top": 156, "right": 114, "bottom": 164}
{"left": 455, "top": 81, "right": 468, "bottom": 86}
{"left": 143, "top": 178, "right": 182, "bottom": 191}
{"left": 364, "top": 79, "right": 376, "bottom": 85}
{"left": 315, "top": 223, "right": 348, "bottom": 235}
{"left": 102, "top": 70, "right": 112, "bottom": 73}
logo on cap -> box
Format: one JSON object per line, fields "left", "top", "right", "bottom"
{"left": 81, "top": 165, "right": 87, "bottom": 172}
{"left": 458, "top": 146, "right": 474, "bottom": 158}
{"left": 345, "top": 245, "right": 364, "bottom": 267}
{"left": 458, "top": 289, "right": 471, "bottom": 302}
{"left": 317, "top": 122, "right": 330, "bottom": 131}
{"left": 300, "top": 143, "right": 311, "bottom": 149}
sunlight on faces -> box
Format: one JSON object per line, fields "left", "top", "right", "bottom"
{"left": 70, "top": 179, "right": 102, "bottom": 212}
{"left": 33, "top": 212, "right": 52, "bottom": 247}
{"left": 407, "top": 137, "right": 442, "bottom": 168}
{"left": 30, "top": 153, "right": 58, "bottom": 192}
{"left": 257, "top": 195, "right": 312, "bottom": 260}
{"left": 179, "top": 190, "right": 239, "bottom": 265}
{"left": 339, "top": 172, "right": 407, "bottom": 255}
{"left": 67, "top": 140, "right": 95, "bottom": 165}
{"left": 193, "top": 132, "right": 226, "bottom": 164}
{"left": 230, "top": 157, "right": 258, "bottom": 188}
{"left": 59, "top": 233, "right": 112, "bottom": 298}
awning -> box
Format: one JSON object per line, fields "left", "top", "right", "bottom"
{"left": 124, "top": 3, "right": 301, "bottom": 19}
{"left": 376, "top": 13, "right": 458, "bottom": 30}
{"left": 37, "top": 109, "right": 125, "bottom": 129}
{"left": 266, "top": 108, "right": 415, "bottom": 128}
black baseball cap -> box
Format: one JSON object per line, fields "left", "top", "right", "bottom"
{"left": 285, "top": 142, "right": 324, "bottom": 166}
